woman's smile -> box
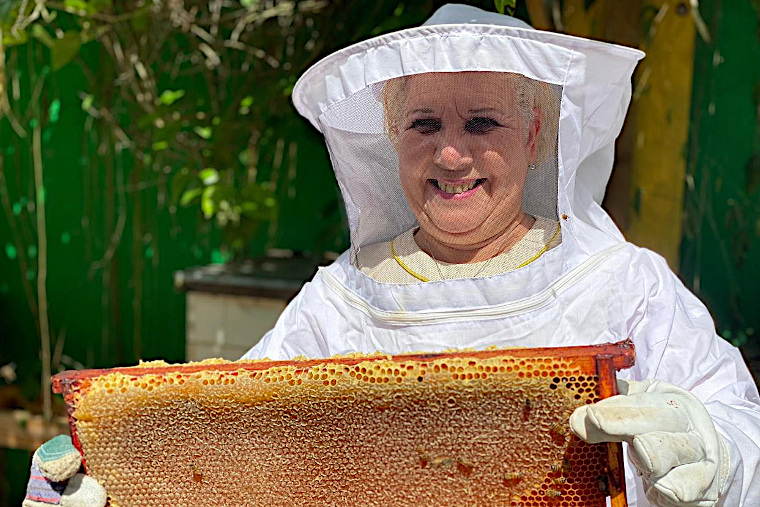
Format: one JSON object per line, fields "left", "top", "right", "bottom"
{"left": 428, "top": 178, "right": 487, "bottom": 199}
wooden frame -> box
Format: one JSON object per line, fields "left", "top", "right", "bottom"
{"left": 54, "top": 340, "right": 634, "bottom": 506}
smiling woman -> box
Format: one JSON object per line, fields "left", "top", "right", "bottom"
{"left": 357, "top": 71, "right": 561, "bottom": 281}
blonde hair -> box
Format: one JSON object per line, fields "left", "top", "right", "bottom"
{"left": 382, "top": 72, "right": 559, "bottom": 165}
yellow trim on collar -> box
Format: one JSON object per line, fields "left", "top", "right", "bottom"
{"left": 390, "top": 223, "right": 561, "bottom": 282}
{"left": 516, "top": 222, "right": 562, "bottom": 269}
{"left": 391, "top": 238, "right": 430, "bottom": 282}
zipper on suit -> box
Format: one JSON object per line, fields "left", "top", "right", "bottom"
{"left": 321, "top": 244, "right": 626, "bottom": 326}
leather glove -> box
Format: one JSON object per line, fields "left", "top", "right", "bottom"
{"left": 24, "top": 435, "right": 107, "bottom": 507}
{"left": 569, "top": 379, "right": 730, "bottom": 507}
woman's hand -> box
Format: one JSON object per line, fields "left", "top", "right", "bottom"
{"left": 569, "top": 379, "right": 730, "bottom": 507}
{"left": 24, "top": 435, "right": 106, "bottom": 507}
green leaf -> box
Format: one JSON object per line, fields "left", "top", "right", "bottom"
{"left": 494, "top": 0, "right": 516, "bottom": 15}
{"left": 48, "top": 99, "right": 61, "bottom": 123}
{"left": 31, "top": 25, "right": 54, "bottom": 48}
{"left": 63, "top": 0, "right": 93, "bottom": 12}
{"left": 63, "top": 0, "right": 111, "bottom": 14}
{"left": 241, "top": 201, "right": 259, "bottom": 213}
{"left": 201, "top": 186, "right": 217, "bottom": 218}
{"left": 170, "top": 168, "right": 193, "bottom": 207}
{"left": 210, "top": 248, "right": 230, "bottom": 265}
{"left": 51, "top": 31, "right": 82, "bottom": 71}
{"left": 239, "top": 96, "right": 254, "bottom": 115}
{"left": 238, "top": 149, "right": 251, "bottom": 166}
{"left": 240, "top": 0, "right": 258, "bottom": 8}
{"left": 81, "top": 94, "right": 94, "bottom": 111}
{"left": 2, "top": 29, "right": 28, "bottom": 47}
{"left": 4, "top": 243, "right": 17, "bottom": 260}
{"left": 179, "top": 187, "right": 203, "bottom": 207}
{"left": 152, "top": 140, "right": 169, "bottom": 151}
{"left": 159, "top": 89, "right": 185, "bottom": 106}
{"left": 194, "top": 126, "right": 212, "bottom": 140}
{"left": 199, "top": 168, "right": 219, "bottom": 185}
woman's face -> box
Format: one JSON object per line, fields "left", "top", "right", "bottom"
{"left": 397, "top": 72, "right": 540, "bottom": 249}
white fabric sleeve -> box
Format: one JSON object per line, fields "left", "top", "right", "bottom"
{"left": 240, "top": 278, "right": 331, "bottom": 360}
{"left": 626, "top": 252, "right": 760, "bottom": 506}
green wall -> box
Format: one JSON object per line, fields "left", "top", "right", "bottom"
{"left": 0, "top": 43, "right": 344, "bottom": 386}
{"left": 681, "top": 0, "right": 760, "bottom": 346}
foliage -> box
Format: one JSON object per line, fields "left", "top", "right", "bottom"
{"left": 494, "top": 0, "right": 516, "bottom": 16}
{"left": 1, "top": 0, "right": 336, "bottom": 260}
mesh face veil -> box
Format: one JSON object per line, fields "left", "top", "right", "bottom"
{"left": 316, "top": 72, "right": 563, "bottom": 283}
{"left": 363, "top": 72, "right": 562, "bottom": 282}
{"left": 293, "top": 4, "right": 644, "bottom": 285}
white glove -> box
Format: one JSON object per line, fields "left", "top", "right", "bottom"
{"left": 569, "top": 379, "right": 730, "bottom": 507}
{"left": 24, "top": 435, "right": 107, "bottom": 507}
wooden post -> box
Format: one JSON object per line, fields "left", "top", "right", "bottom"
{"left": 626, "top": 0, "right": 697, "bottom": 268}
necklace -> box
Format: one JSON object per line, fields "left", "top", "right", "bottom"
{"left": 391, "top": 222, "right": 561, "bottom": 283}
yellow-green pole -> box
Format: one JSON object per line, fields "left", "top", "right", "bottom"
{"left": 626, "top": 0, "right": 696, "bottom": 269}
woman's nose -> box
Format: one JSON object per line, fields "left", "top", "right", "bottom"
{"left": 434, "top": 144, "right": 473, "bottom": 171}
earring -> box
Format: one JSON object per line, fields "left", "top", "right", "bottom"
{"left": 529, "top": 163, "right": 537, "bottom": 170}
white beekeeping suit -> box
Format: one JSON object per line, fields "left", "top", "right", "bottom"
{"left": 243, "top": 5, "right": 760, "bottom": 506}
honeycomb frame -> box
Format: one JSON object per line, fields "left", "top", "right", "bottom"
{"left": 53, "top": 340, "right": 635, "bottom": 507}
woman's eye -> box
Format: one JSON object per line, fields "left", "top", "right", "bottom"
{"left": 465, "top": 117, "right": 500, "bottom": 134}
{"left": 409, "top": 118, "right": 442, "bottom": 134}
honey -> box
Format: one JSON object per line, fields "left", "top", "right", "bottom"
{"left": 53, "top": 341, "right": 634, "bottom": 506}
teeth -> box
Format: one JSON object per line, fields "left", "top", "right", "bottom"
{"left": 439, "top": 181, "right": 478, "bottom": 194}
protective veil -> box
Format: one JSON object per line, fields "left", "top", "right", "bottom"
{"left": 243, "top": 5, "right": 760, "bottom": 505}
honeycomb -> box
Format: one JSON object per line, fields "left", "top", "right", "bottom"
{"left": 53, "top": 341, "right": 634, "bottom": 507}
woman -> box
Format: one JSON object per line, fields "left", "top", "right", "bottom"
{"left": 245, "top": 6, "right": 760, "bottom": 506}
{"left": 26, "top": 5, "right": 760, "bottom": 507}
{"left": 357, "top": 71, "right": 561, "bottom": 282}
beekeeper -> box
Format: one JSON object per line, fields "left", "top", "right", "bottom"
{"left": 26, "top": 4, "right": 760, "bottom": 507}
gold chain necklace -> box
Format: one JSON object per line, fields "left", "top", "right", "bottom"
{"left": 391, "top": 223, "right": 561, "bottom": 283}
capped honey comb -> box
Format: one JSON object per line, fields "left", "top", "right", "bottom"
{"left": 53, "top": 340, "right": 634, "bottom": 507}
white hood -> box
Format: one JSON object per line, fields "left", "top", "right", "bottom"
{"left": 292, "top": 4, "right": 644, "bottom": 268}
